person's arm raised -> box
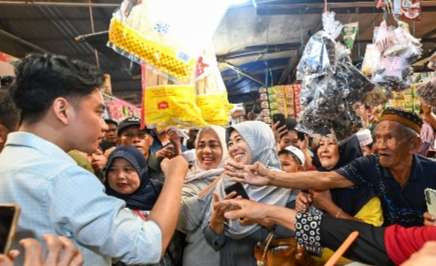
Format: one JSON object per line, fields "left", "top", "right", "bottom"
{"left": 222, "top": 199, "right": 297, "bottom": 231}
{"left": 224, "top": 161, "right": 354, "bottom": 190}
{"left": 149, "top": 155, "right": 188, "bottom": 255}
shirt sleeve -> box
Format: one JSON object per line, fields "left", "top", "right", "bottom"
{"left": 203, "top": 225, "right": 227, "bottom": 251}
{"left": 335, "top": 156, "right": 375, "bottom": 187}
{"left": 48, "top": 166, "right": 162, "bottom": 264}
{"left": 177, "top": 194, "right": 209, "bottom": 234}
{"left": 384, "top": 224, "right": 436, "bottom": 265}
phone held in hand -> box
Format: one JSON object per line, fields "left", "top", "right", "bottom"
{"left": 0, "top": 204, "right": 20, "bottom": 254}
{"left": 272, "top": 113, "right": 286, "bottom": 128}
{"left": 425, "top": 188, "right": 436, "bottom": 217}
{"left": 225, "top": 183, "right": 250, "bottom": 200}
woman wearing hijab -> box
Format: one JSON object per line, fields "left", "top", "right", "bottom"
{"left": 203, "top": 121, "right": 294, "bottom": 266}
{"left": 105, "top": 146, "right": 180, "bottom": 266}
{"left": 296, "top": 134, "right": 383, "bottom": 263}
{"left": 177, "top": 126, "right": 228, "bottom": 266}
{"left": 105, "top": 145, "right": 161, "bottom": 212}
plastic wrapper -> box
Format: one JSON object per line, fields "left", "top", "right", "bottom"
{"left": 341, "top": 22, "right": 359, "bottom": 50}
{"left": 296, "top": 31, "right": 336, "bottom": 80}
{"left": 195, "top": 47, "right": 233, "bottom": 126}
{"left": 296, "top": 12, "right": 374, "bottom": 141}
{"left": 143, "top": 84, "right": 207, "bottom": 130}
{"left": 361, "top": 44, "right": 381, "bottom": 77}
{"left": 141, "top": 46, "right": 232, "bottom": 129}
{"left": 296, "top": 12, "right": 345, "bottom": 80}
{"left": 108, "top": 0, "right": 227, "bottom": 81}
{"left": 371, "top": 20, "right": 422, "bottom": 90}
{"left": 417, "top": 77, "right": 436, "bottom": 106}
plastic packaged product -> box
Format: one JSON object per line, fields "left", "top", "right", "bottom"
{"left": 108, "top": 0, "right": 228, "bottom": 81}
{"left": 371, "top": 20, "right": 422, "bottom": 90}
{"left": 361, "top": 44, "right": 381, "bottom": 77}
{"left": 417, "top": 77, "right": 436, "bottom": 107}
{"left": 141, "top": 46, "right": 232, "bottom": 129}
{"left": 296, "top": 12, "right": 374, "bottom": 141}
{"left": 341, "top": 22, "right": 359, "bottom": 50}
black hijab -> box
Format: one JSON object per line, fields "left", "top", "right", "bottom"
{"left": 314, "top": 135, "right": 374, "bottom": 216}
{"left": 105, "top": 146, "right": 162, "bottom": 210}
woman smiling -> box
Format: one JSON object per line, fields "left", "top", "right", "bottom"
{"left": 204, "top": 121, "right": 294, "bottom": 266}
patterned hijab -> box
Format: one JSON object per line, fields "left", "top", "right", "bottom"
{"left": 214, "top": 121, "right": 291, "bottom": 239}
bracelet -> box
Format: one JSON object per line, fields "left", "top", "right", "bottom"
{"left": 335, "top": 209, "right": 343, "bottom": 218}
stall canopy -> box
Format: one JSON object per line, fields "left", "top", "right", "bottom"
{"left": 0, "top": 0, "right": 435, "bottom": 104}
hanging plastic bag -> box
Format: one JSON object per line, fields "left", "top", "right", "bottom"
{"left": 296, "top": 12, "right": 374, "bottom": 141}
{"left": 371, "top": 20, "right": 422, "bottom": 90}
{"left": 195, "top": 47, "right": 233, "bottom": 126}
{"left": 143, "top": 83, "right": 207, "bottom": 130}
{"left": 361, "top": 44, "right": 381, "bottom": 77}
{"left": 341, "top": 22, "right": 359, "bottom": 50}
{"left": 141, "top": 64, "right": 206, "bottom": 130}
{"left": 108, "top": 0, "right": 228, "bottom": 81}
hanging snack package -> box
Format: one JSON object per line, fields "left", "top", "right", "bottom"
{"left": 417, "top": 77, "right": 436, "bottom": 107}
{"left": 296, "top": 12, "right": 374, "bottom": 141}
{"left": 195, "top": 47, "right": 233, "bottom": 126}
{"left": 141, "top": 65, "right": 206, "bottom": 131}
{"left": 108, "top": 0, "right": 228, "bottom": 81}
{"left": 371, "top": 20, "right": 422, "bottom": 90}
{"left": 341, "top": 22, "right": 359, "bottom": 50}
{"left": 361, "top": 44, "right": 381, "bottom": 77}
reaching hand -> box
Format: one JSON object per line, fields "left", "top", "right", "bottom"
{"left": 401, "top": 241, "right": 436, "bottom": 266}
{"left": 209, "top": 192, "right": 238, "bottom": 234}
{"left": 424, "top": 212, "right": 436, "bottom": 227}
{"left": 224, "top": 161, "right": 271, "bottom": 186}
{"left": 272, "top": 122, "right": 288, "bottom": 144}
{"left": 222, "top": 199, "right": 268, "bottom": 222}
{"left": 310, "top": 190, "right": 333, "bottom": 211}
{"left": 0, "top": 235, "right": 83, "bottom": 266}
{"left": 295, "top": 191, "right": 312, "bottom": 212}
{"left": 160, "top": 155, "right": 188, "bottom": 181}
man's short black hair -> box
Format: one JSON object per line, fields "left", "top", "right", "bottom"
{"left": 0, "top": 90, "right": 19, "bottom": 131}
{"left": 11, "top": 53, "right": 103, "bottom": 123}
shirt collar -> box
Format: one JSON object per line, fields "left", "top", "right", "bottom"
{"left": 6, "top": 131, "right": 76, "bottom": 164}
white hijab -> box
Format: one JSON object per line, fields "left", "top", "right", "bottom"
{"left": 184, "top": 126, "right": 228, "bottom": 183}
{"left": 213, "top": 121, "right": 291, "bottom": 239}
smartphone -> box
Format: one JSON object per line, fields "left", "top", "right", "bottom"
{"left": 0, "top": 204, "right": 20, "bottom": 254}
{"left": 225, "top": 183, "right": 250, "bottom": 200}
{"left": 272, "top": 113, "right": 286, "bottom": 128}
{"left": 425, "top": 188, "right": 436, "bottom": 217}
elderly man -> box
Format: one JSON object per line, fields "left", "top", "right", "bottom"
{"left": 226, "top": 108, "right": 436, "bottom": 227}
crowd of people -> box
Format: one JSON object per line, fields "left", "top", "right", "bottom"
{"left": 1, "top": 53, "right": 436, "bottom": 266}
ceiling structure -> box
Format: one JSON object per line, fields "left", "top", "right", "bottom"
{"left": 0, "top": 0, "right": 435, "bottom": 105}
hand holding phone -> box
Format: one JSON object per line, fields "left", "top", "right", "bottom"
{"left": 425, "top": 188, "right": 436, "bottom": 217}
{"left": 225, "top": 183, "right": 250, "bottom": 200}
{"left": 0, "top": 204, "right": 20, "bottom": 254}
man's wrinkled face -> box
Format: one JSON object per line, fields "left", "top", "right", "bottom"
{"left": 374, "top": 121, "right": 414, "bottom": 168}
